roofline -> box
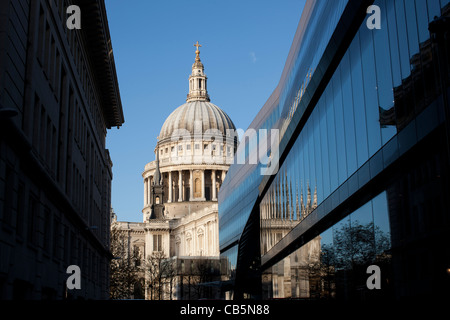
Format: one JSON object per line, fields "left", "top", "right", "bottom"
{"left": 79, "top": 0, "right": 124, "bottom": 129}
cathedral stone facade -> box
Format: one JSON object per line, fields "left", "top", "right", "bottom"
{"left": 113, "top": 43, "right": 237, "bottom": 299}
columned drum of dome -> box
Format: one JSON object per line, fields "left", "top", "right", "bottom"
{"left": 142, "top": 42, "right": 237, "bottom": 222}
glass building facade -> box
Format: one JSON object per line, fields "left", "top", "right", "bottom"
{"left": 219, "top": 0, "right": 450, "bottom": 301}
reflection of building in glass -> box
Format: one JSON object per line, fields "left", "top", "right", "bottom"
{"left": 114, "top": 44, "right": 236, "bottom": 300}
{"left": 261, "top": 181, "right": 317, "bottom": 255}
{"left": 262, "top": 237, "right": 321, "bottom": 299}
{"left": 260, "top": 179, "right": 320, "bottom": 299}
{"left": 219, "top": 0, "right": 450, "bottom": 301}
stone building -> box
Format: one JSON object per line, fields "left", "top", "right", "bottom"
{"left": 114, "top": 43, "right": 236, "bottom": 300}
{"left": 0, "top": 0, "right": 123, "bottom": 299}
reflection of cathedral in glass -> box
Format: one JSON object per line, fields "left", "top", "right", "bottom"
{"left": 261, "top": 180, "right": 317, "bottom": 255}
{"left": 219, "top": 0, "right": 450, "bottom": 301}
{"left": 260, "top": 179, "right": 320, "bottom": 299}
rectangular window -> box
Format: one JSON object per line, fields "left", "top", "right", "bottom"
{"left": 40, "top": 107, "right": 46, "bottom": 157}
{"left": 2, "top": 164, "right": 14, "bottom": 226}
{"left": 64, "top": 226, "right": 70, "bottom": 264}
{"left": 27, "top": 194, "right": 39, "bottom": 246}
{"left": 178, "top": 145, "right": 183, "bottom": 151}
{"left": 16, "top": 182, "right": 25, "bottom": 238}
{"left": 43, "top": 207, "right": 51, "bottom": 254}
{"left": 37, "top": 6, "right": 45, "bottom": 65}
{"left": 33, "top": 94, "right": 41, "bottom": 151}
{"left": 186, "top": 144, "right": 191, "bottom": 150}
{"left": 43, "top": 22, "right": 51, "bottom": 76}
{"left": 153, "top": 234, "right": 162, "bottom": 252}
{"left": 52, "top": 217, "right": 60, "bottom": 259}
{"left": 49, "top": 36, "right": 56, "bottom": 89}
{"left": 46, "top": 116, "right": 52, "bottom": 165}
{"left": 195, "top": 144, "right": 200, "bottom": 150}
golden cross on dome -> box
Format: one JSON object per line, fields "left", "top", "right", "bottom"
{"left": 194, "top": 41, "right": 202, "bottom": 51}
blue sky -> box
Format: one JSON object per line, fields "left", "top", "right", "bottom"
{"left": 105, "top": 0, "right": 306, "bottom": 222}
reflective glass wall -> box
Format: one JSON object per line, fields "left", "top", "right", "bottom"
{"left": 219, "top": 0, "right": 351, "bottom": 297}
{"left": 262, "top": 192, "right": 391, "bottom": 300}
{"left": 260, "top": 0, "right": 450, "bottom": 300}
{"left": 261, "top": 0, "right": 449, "bottom": 232}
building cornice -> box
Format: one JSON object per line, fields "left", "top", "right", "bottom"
{"left": 79, "top": 0, "right": 124, "bottom": 128}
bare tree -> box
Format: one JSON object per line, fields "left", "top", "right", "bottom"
{"left": 109, "top": 225, "right": 142, "bottom": 299}
{"left": 333, "top": 221, "right": 390, "bottom": 269}
{"left": 146, "top": 251, "right": 177, "bottom": 300}
{"left": 317, "top": 221, "right": 391, "bottom": 299}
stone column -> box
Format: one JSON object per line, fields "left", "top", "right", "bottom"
{"left": 221, "top": 170, "right": 226, "bottom": 182}
{"left": 178, "top": 170, "right": 183, "bottom": 202}
{"left": 144, "top": 178, "right": 148, "bottom": 206}
{"left": 149, "top": 177, "right": 152, "bottom": 205}
{"left": 211, "top": 169, "right": 217, "bottom": 201}
{"left": 189, "top": 169, "right": 194, "bottom": 200}
{"left": 168, "top": 171, "right": 172, "bottom": 203}
{"left": 201, "top": 169, "right": 205, "bottom": 200}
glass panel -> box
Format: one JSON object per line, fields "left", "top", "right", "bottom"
{"left": 294, "top": 139, "right": 301, "bottom": 221}
{"left": 404, "top": 0, "right": 427, "bottom": 116}
{"left": 262, "top": 234, "right": 322, "bottom": 299}
{"left": 319, "top": 97, "right": 331, "bottom": 196}
{"left": 221, "top": 245, "right": 238, "bottom": 300}
{"left": 349, "top": 32, "right": 369, "bottom": 167}
{"left": 415, "top": 0, "right": 430, "bottom": 43}
{"left": 304, "top": 122, "right": 311, "bottom": 199}
{"left": 326, "top": 81, "right": 339, "bottom": 190}
{"left": 301, "top": 133, "right": 308, "bottom": 214}
{"left": 386, "top": 0, "right": 402, "bottom": 88}
{"left": 313, "top": 107, "right": 324, "bottom": 203}
{"left": 372, "top": 192, "right": 391, "bottom": 242}
{"left": 332, "top": 67, "right": 348, "bottom": 184}
{"left": 392, "top": 0, "right": 415, "bottom": 131}
{"left": 308, "top": 120, "right": 316, "bottom": 193}
{"left": 404, "top": 0, "right": 420, "bottom": 56}
{"left": 360, "top": 24, "right": 382, "bottom": 157}
{"left": 284, "top": 192, "right": 394, "bottom": 301}
{"left": 374, "top": 0, "right": 397, "bottom": 145}
{"left": 394, "top": 0, "right": 412, "bottom": 79}
{"left": 340, "top": 51, "right": 357, "bottom": 176}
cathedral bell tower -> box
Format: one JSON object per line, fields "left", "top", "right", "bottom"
{"left": 150, "top": 150, "right": 165, "bottom": 219}
{"left": 186, "top": 41, "right": 210, "bottom": 102}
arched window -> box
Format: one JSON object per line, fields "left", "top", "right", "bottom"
{"left": 186, "top": 232, "right": 192, "bottom": 256}
{"left": 195, "top": 178, "right": 201, "bottom": 195}
{"left": 175, "top": 236, "right": 181, "bottom": 256}
{"left": 197, "top": 228, "right": 204, "bottom": 256}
